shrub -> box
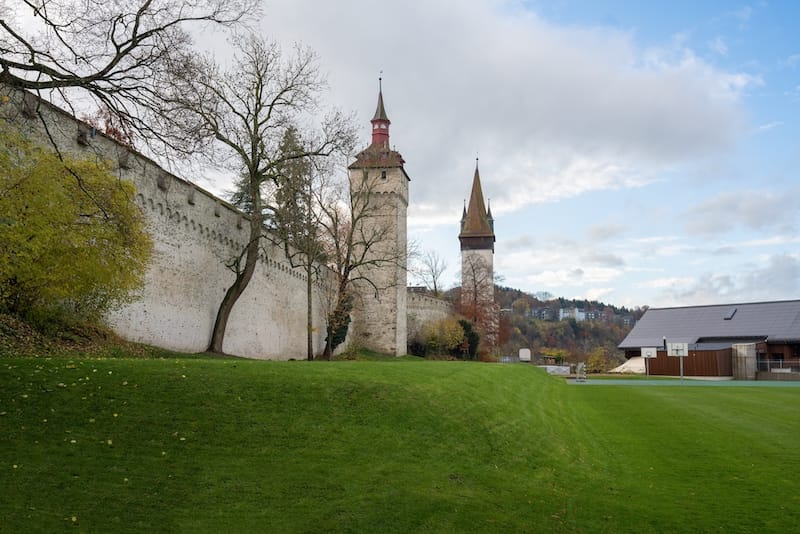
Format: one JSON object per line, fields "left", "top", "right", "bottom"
{"left": 458, "top": 319, "right": 480, "bottom": 360}
{"left": 422, "top": 317, "right": 465, "bottom": 357}
{"left": 408, "top": 338, "right": 428, "bottom": 357}
{"left": 0, "top": 124, "right": 152, "bottom": 320}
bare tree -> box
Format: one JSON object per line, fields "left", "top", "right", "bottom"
{"left": 458, "top": 254, "right": 501, "bottom": 352}
{"left": 165, "top": 36, "right": 355, "bottom": 354}
{"left": 317, "top": 172, "right": 407, "bottom": 359}
{"left": 413, "top": 249, "right": 447, "bottom": 297}
{"left": 0, "top": 1, "right": 254, "bottom": 150}
{"left": 459, "top": 254, "right": 493, "bottom": 322}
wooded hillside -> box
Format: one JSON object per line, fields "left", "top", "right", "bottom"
{"left": 446, "top": 286, "right": 647, "bottom": 370}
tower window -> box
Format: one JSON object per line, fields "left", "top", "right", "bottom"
{"left": 381, "top": 171, "right": 387, "bottom": 179}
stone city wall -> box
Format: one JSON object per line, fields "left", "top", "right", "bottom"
{"left": 406, "top": 292, "right": 452, "bottom": 341}
{"left": 1, "top": 86, "right": 332, "bottom": 359}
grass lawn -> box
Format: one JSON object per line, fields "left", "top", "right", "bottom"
{"left": 1, "top": 356, "right": 798, "bottom": 532}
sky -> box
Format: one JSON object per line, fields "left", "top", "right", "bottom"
{"left": 198, "top": 0, "right": 800, "bottom": 309}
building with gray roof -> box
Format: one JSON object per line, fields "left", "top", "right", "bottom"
{"left": 618, "top": 300, "right": 800, "bottom": 378}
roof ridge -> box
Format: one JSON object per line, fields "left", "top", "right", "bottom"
{"left": 648, "top": 299, "right": 800, "bottom": 311}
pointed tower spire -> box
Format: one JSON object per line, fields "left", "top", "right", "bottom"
{"left": 458, "top": 158, "right": 499, "bottom": 350}
{"left": 371, "top": 76, "right": 391, "bottom": 147}
{"left": 459, "top": 159, "right": 495, "bottom": 251}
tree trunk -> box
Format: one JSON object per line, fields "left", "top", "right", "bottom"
{"left": 322, "top": 336, "right": 333, "bottom": 361}
{"left": 208, "top": 210, "right": 262, "bottom": 354}
{"left": 322, "top": 276, "right": 351, "bottom": 360}
{"left": 306, "top": 262, "right": 313, "bottom": 361}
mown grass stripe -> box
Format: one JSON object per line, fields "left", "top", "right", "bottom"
{"left": 1, "top": 357, "right": 798, "bottom": 532}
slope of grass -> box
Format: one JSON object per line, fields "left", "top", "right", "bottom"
{"left": 1, "top": 356, "right": 798, "bottom": 532}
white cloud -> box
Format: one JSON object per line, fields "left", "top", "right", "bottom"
{"left": 581, "top": 252, "right": 626, "bottom": 267}
{"left": 637, "top": 277, "right": 695, "bottom": 290}
{"left": 523, "top": 269, "right": 579, "bottom": 288}
{"left": 755, "top": 121, "right": 784, "bottom": 133}
{"left": 684, "top": 189, "right": 800, "bottom": 235}
{"left": 490, "top": 155, "right": 654, "bottom": 216}
{"left": 716, "top": 72, "right": 763, "bottom": 98}
{"left": 258, "top": 0, "right": 751, "bottom": 220}
{"left": 737, "top": 235, "right": 800, "bottom": 247}
{"left": 731, "top": 6, "right": 753, "bottom": 22}
{"left": 656, "top": 254, "right": 800, "bottom": 305}
{"left": 408, "top": 203, "right": 461, "bottom": 230}
{"left": 586, "top": 221, "right": 628, "bottom": 241}
{"left": 515, "top": 263, "right": 624, "bottom": 292}
{"left": 179, "top": 0, "right": 795, "bottom": 309}
{"left": 781, "top": 54, "right": 800, "bottom": 68}
{"left": 585, "top": 287, "right": 615, "bottom": 301}
{"left": 626, "top": 236, "right": 689, "bottom": 259}
{"left": 709, "top": 36, "right": 728, "bottom": 56}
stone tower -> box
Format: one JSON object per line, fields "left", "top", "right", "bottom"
{"left": 459, "top": 160, "right": 498, "bottom": 349}
{"left": 348, "top": 81, "right": 410, "bottom": 355}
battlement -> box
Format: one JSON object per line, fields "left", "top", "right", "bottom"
{"left": 1, "top": 85, "right": 333, "bottom": 358}
{"left": 406, "top": 291, "right": 453, "bottom": 342}
{"left": 407, "top": 292, "right": 452, "bottom": 313}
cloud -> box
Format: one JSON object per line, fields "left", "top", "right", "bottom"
{"left": 709, "top": 36, "right": 728, "bottom": 56}
{"left": 781, "top": 54, "right": 800, "bottom": 68}
{"left": 658, "top": 254, "right": 800, "bottom": 305}
{"left": 755, "top": 121, "right": 784, "bottom": 133}
{"left": 741, "top": 254, "right": 800, "bottom": 296}
{"left": 710, "top": 72, "right": 764, "bottom": 101}
{"left": 671, "top": 273, "right": 737, "bottom": 303}
{"left": 684, "top": 189, "right": 800, "bottom": 235}
{"left": 731, "top": 6, "right": 753, "bottom": 22}
{"left": 712, "top": 246, "right": 737, "bottom": 256}
{"left": 719, "top": 5, "right": 754, "bottom": 29}
{"left": 737, "top": 235, "right": 800, "bottom": 247}
{"left": 585, "top": 287, "right": 615, "bottom": 301}
{"left": 408, "top": 203, "right": 461, "bottom": 230}
{"left": 637, "top": 277, "right": 696, "bottom": 290}
{"left": 497, "top": 233, "right": 628, "bottom": 294}
{"left": 521, "top": 265, "right": 623, "bottom": 289}
{"left": 586, "top": 221, "right": 627, "bottom": 241}
{"left": 258, "top": 0, "right": 752, "bottom": 221}
{"left": 490, "top": 156, "right": 654, "bottom": 215}
{"left": 503, "top": 235, "right": 536, "bottom": 251}
{"left": 581, "top": 252, "right": 626, "bottom": 267}
{"left": 627, "top": 235, "right": 689, "bottom": 259}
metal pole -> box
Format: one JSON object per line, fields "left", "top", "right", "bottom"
{"left": 679, "top": 355, "right": 684, "bottom": 383}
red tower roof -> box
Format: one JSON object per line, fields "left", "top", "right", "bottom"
{"left": 370, "top": 78, "right": 391, "bottom": 147}
{"left": 350, "top": 80, "right": 407, "bottom": 174}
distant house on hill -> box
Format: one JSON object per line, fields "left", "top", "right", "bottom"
{"left": 559, "top": 307, "right": 585, "bottom": 322}
{"left": 618, "top": 300, "right": 800, "bottom": 379}
{"left": 529, "top": 307, "right": 555, "bottom": 321}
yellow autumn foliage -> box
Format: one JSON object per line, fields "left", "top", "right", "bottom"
{"left": 423, "top": 317, "right": 465, "bottom": 356}
{"left": 0, "top": 123, "right": 152, "bottom": 318}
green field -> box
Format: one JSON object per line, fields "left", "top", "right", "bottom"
{"left": 2, "top": 356, "right": 798, "bottom": 532}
